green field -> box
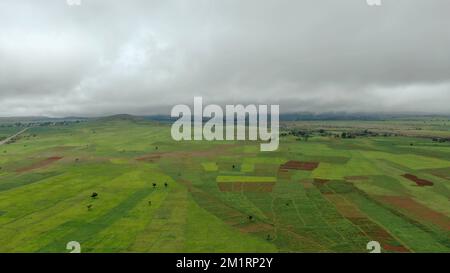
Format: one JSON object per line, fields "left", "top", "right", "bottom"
{"left": 0, "top": 117, "right": 449, "bottom": 253}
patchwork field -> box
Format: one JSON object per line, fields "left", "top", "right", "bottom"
{"left": 0, "top": 117, "right": 449, "bottom": 253}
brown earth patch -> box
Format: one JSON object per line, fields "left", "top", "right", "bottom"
{"left": 177, "top": 179, "right": 193, "bottom": 189}
{"left": 238, "top": 222, "right": 274, "bottom": 233}
{"left": 277, "top": 169, "right": 292, "bottom": 179}
{"left": 427, "top": 168, "right": 450, "bottom": 180}
{"left": 279, "top": 160, "right": 319, "bottom": 171}
{"left": 218, "top": 182, "right": 275, "bottom": 192}
{"left": 185, "top": 181, "right": 275, "bottom": 236}
{"left": 136, "top": 154, "right": 161, "bottom": 162}
{"left": 313, "top": 178, "right": 330, "bottom": 184}
{"left": 313, "top": 178, "right": 333, "bottom": 194}
{"left": 402, "top": 174, "right": 434, "bottom": 186}
{"left": 16, "top": 156, "right": 63, "bottom": 173}
{"left": 380, "top": 196, "right": 450, "bottom": 231}
{"left": 324, "top": 195, "right": 364, "bottom": 218}
{"left": 303, "top": 182, "right": 314, "bottom": 189}
{"left": 347, "top": 217, "right": 410, "bottom": 253}
{"left": 383, "top": 244, "right": 410, "bottom": 253}
{"left": 183, "top": 180, "right": 327, "bottom": 251}
{"left": 324, "top": 193, "right": 410, "bottom": 253}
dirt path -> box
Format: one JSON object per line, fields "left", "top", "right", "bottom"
{"left": 0, "top": 128, "right": 29, "bottom": 146}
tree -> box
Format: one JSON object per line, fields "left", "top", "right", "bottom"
{"left": 91, "top": 192, "right": 98, "bottom": 199}
{"left": 164, "top": 182, "right": 168, "bottom": 188}
{"left": 248, "top": 215, "right": 253, "bottom": 221}
{"left": 148, "top": 201, "right": 152, "bottom": 206}
{"left": 152, "top": 183, "right": 157, "bottom": 188}
{"left": 87, "top": 204, "right": 93, "bottom": 211}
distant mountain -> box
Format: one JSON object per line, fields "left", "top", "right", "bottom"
{"left": 279, "top": 112, "right": 450, "bottom": 121}
{"left": 0, "top": 116, "right": 88, "bottom": 123}
{"left": 97, "top": 114, "right": 144, "bottom": 122}
{"left": 1, "top": 112, "right": 448, "bottom": 124}
{"left": 141, "top": 112, "right": 450, "bottom": 122}
{"left": 279, "top": 112, "right": 390, "bottom": 121}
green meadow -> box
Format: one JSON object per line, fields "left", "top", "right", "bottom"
{"left": 0, "top": 117, "right": 449, "bottom": 253}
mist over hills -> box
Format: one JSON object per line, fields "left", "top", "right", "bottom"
{"left": 0, "top": 116, "right": 88, "bottom": 123}
{"left": 2, "top": 1, "right": 450, "bottom": 117}
{"left": 2, "top": 112, "right": 449, "bottom": 124}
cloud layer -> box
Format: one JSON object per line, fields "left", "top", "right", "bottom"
{"left": 1, "top": 0, "right": 450, "bottom": 116}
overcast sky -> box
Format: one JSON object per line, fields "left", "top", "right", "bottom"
{"left": 1, "top": 0, "right": 450, "bottom": 117}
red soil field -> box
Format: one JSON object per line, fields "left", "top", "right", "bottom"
{"left": 324, "top": 194, "right": 410, "bottom": 253}
{"left": 279, "top": 160, "right": 319, "bottom": 171}
{"left": 186, "top": 183, "right": 276, "bottom": 237}
{"left": 16, "top": 156, "right": 63, "bottom": 173}
{"left": 347, "top": 217, "right": 410, "bottom": 253}
{"left": 383, "top": 244, "right": 410, "bottom": 253}
{"left": 402, "top": 174, "right": 434, "bottom": 186}
{"left": 381, "top": 196, "right": 450, "bottom": 231}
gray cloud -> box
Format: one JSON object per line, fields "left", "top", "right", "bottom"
{"left": 1, "top": 0, "right": 450, "bottom": 116}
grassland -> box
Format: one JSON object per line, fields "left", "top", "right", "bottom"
{"left": 0, "top": 117, "right": 449, "bottom": 253}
